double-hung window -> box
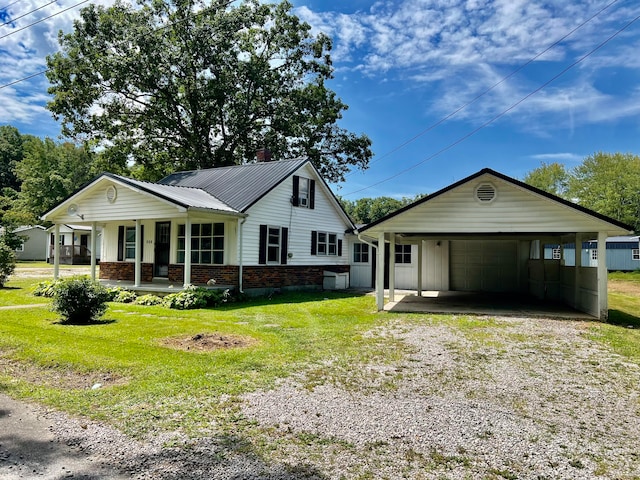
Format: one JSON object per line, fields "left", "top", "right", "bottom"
{"left": 259, "top": 225, "right": 289, "bottom": 265}
{"left": 633, "top": 248, "right": 639, "bottom": 261}
{"left": 311, "top": 231, "right": 342, "bottom": 257}
{"left": 353, "top": 243, "right": 369, "bottom": 263}
{"left": 177, "top": 223, "right": 224, "bottom": 264}
{"left": 292, "top": 175, "right": 315, "bottom": 209}
{"left": 125, "top": 226, "right": 136, "bottom": 259}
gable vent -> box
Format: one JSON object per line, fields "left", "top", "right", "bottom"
{"left": 475, "top": 183, "right": 496, "bottom": 203}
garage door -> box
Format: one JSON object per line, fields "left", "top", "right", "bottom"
{"left": 450, "top": 240, "right": 519, "bottom": 292}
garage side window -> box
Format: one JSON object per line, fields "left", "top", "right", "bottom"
{"left": 395, "top": 244, "right": 412, "bottom": 264}
{"left": 633, "top": 248, "right": 639, "bottom": 260}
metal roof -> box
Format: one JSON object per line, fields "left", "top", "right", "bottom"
{"left": 158, "top": 158, "right": 308, "bottom": 212}
{"left": 108, "top": 174, "right": 238, "bottom": 214}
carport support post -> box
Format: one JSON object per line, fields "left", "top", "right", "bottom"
{"left": 597, "top": 231, "right": 608, "bottom": 320}
{"left": 389, "top": 234, "right": 395, "bottom": 302}
{"left": 53, "top": 223, "right": 60, "bottom": 280}
{"left": 376, "top": 232, "right": 386, "bottom": 311}
{"left": 574, "top": 232, "right": 582, "bottom": 309}
{"left": 417, "top": 240, "right": 423, "bottom": 297}
{"left": 90, "top": 222, "right": 97, "bottom": 282}
{"left": 134, "top": 219, "right": 142, "bottom": 288}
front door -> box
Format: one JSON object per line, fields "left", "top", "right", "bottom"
{"left": 154, "top": 222, "right": 171, "bottom": 277}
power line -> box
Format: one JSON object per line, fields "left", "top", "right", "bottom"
{"left": 0, "top": 0, "right": 26, "bottom": 12}
{"left": 0, "top": 0, "right": 91, "bottom": 41}
{"left": 1, "top": 0, "right": 61, "bottom": 28}
{"left": 342, "top": 10, "right": 640, "bottom": 197}
{"left": 345, "top": 0, "right": 621, "bottom": 178}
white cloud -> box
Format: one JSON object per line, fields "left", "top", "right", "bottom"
{"left": 530, "top": 152, "right": 583, "bottom": 162}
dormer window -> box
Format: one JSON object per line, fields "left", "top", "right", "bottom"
{"left": 292, "top": 175, "right": 315, "bottom": 209}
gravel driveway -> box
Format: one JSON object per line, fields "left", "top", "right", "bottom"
{"left": 2, "top": 315, "right": 639, "bottom": 479}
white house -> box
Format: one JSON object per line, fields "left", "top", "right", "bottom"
{"left": 42, "top": 158, "right": 353, "bottom": 294}
{"left": 351, "top": 168, "right": 633, "bottom": 320}
{"left": 45, "top": 224, "right": 100, "bottom": 265}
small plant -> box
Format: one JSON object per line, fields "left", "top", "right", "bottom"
{"left": 162, "top": 285, "right": 234, "bottom": 310}
{"left": 33, "top": 279, "right": 62, "bottom": 297}
{"left": 0, "top": 241, "right": 16, "bottom": 288}
{"left": 135, "top": 294, "right": 163, "bottom": 306}
{"left": 106, "top": 286, "right": 137, "bottom": 303}
{"left": 52, "top": 276, "right": 111, "bottom": 324}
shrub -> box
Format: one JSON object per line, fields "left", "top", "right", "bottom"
{"left": 135, "top": 294, "right": 163, "bottom": 306}
{"left": 0, "top": 241, "right": 16, "bottom": 288}
{"left": 109, "top": 287, "right": 137, "bottom": 303}
{"left": 33, "top": 279, "right": 62, "bottom": 297}
{"left": 52, "top": 276, "right": 110, "bottom": 324}
{"left": 162, "top": 285, "right": 234, "bottom": 310}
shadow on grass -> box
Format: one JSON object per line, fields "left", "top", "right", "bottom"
{"left": 0, "top": 286, "right": 20, "bottom": 291}
{"left": 217, "top": 289, "right": 372, "bottom": 311}
{"left": 607, "top": 309, "right": 640, "bottom": 328}
{"left": 54, "top": 318, "right": 117, "bottom": 326}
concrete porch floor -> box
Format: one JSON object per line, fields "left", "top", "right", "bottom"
{"left": 383, "top": 290, "right": 596, "bottom": 320}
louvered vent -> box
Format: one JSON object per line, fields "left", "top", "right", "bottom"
{"left": 475, "top": 183, "right": 496, "bottom": 203}
{"left": 106, "top": 185, "right": 117, "bottom": 204}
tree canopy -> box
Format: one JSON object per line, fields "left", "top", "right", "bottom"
{"left": 341, "top": 194, "right": 425, "bottom": 224}
{"left": 524, "top": 152, "right": 640, "bottom": 231}
{"left": 46, "top": 0, "right": 372, "bottom": 182}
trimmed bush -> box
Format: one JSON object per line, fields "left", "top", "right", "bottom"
{"left": 162, "top": 285, "right": 233, "bottom": 310}
{"left": 135, "top": 294, "right": 163, "bottom": 306}
{"left": 52, "top": 276, "right": 110, "bottom": 324}
{"left": 0, "top": 241, "right": 16, "bottom": 288}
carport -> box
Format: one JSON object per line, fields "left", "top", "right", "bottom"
{"left": 356, "top": 169, "right": 633, "bottom": 320}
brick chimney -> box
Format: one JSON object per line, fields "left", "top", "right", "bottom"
{"left": 256, "top": 148, "right": 272, "bottom": 162}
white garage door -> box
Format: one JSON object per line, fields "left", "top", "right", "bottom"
{"left": 450, "top": 240, "right": 519, "bottom": 292}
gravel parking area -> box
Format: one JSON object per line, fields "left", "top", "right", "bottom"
{"left": 2, "top": 315, "right": 639, "bottom": 479}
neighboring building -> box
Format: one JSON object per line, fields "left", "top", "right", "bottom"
{"left": 351, "top": 168, "right": 633, "bottom": 320}
{"left": 46, "top": 224, "right": 100, "bottom": 265}
{"left": 42, "top": 159, "right": 353, "bottom": 293}
{"left": 544, "top": 236, "right": 640, "bottom": 271}
{"left": 12, "top": 225, "right": 48, "bottom": 261}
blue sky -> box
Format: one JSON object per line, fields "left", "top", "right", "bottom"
{"left": 1, "top": 0, "right": 640, "bottom": 200}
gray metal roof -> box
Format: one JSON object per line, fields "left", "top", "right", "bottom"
{"left": 158, "top": 158, "right": 308, "bottom": 212}
{"left": 108, "top": 174, "right": 239, "bottom": 214}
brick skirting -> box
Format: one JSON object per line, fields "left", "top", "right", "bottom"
{"left": 100, "top": 262, "right": 349, "bottom": 290}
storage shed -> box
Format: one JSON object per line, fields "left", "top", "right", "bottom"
{"left": 354, "top": 168, "right": 633, "bottom": 320}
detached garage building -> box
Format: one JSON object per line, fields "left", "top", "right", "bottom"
{"left": 353, "top": 168, "right": 633, "bottom": 320}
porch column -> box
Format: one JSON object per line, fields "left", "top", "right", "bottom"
{"left": 597, "top": 231, "right": 608, "bottom": 320}
{"left": 376, "top": 232, "right": 385, "bottom": 311}
{"left": 184, "top": 217, "right": 192, "bottom": 286}
{"left": 90, "top": 222, "right": 97, "bottom": 281}
{"left": 417, "top": 240, "right": 423, "bottom": 297}
{"left": 53, "top": 223, "right": 60, "bottom": 280}
{"left": 389, "top": 234, "right": 396, "bottom": 302}
{"left": 134, "top": 219, "right": 142, "bottom": 287}
{"left": 574, "top": 233, "right": 582, "bottom": 309}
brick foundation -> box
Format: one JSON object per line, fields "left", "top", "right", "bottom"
{"left": 100, "top": 262, "right": 350, "bottom": 290}
{"left": 99, "top": 262, "right": 153, "bottom": 282}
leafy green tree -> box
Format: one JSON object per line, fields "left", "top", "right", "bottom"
{"left": 46, "top": 0, "right": 372, "bottom": 182}
{"left": 0, "top": 125, "right": 27, "bottom": 191}
{"left": 341, "top": 196, "right": 418, "bottom": 224}
{"left": 522, "top": 162, "right": 570, "bottom": 197}
{"left": 15, "top": 138, "right": 97, "bottom": 219}
{"left": 0, "top": 234, "right": 17, "bottom": 287}
{"left": 567, "top": 152, "right": 640, "bottom": 231}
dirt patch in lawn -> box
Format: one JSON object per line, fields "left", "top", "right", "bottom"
{"left": 162, "top": 333, "right": 257, "bottom": 352}
{"left": 0, "top": 355, "right": 127, "bottom": 390}
{"left": 609, "top": 280, "right": 640, "bottom": 296}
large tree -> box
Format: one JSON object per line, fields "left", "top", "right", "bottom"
{"left": 0, "top": 125, "right": 26, "bottom": 191}
{"left": 46, "top": 0, "right": 372, "bottom": 182}
{"left": 524, "top": 152, "right": 640, "bottom": 231}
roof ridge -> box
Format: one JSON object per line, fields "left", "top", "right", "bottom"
{"left": 163, "top": 158, "right": 308, "bottom": 178}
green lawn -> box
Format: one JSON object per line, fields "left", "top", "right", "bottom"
{"left": 1, "top": 271, "right": 639, "bottom": 440}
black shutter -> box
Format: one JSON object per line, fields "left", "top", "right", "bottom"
{"left": 311, "top": 230, "right": 317, "bottom": 255}
{"left": 292, "top": 175, "right": 300, "bottom": 206}
{"left": 281, "top": 227, "right": 288, "bottom": 265}
{"left": 338, "top": 239, "right": 342, "bottom": 257}
{"left": 139, "top": 225, "right": 144, "bottom": 260}
{"left": 309, "top": 179, "right": 315, "bottom": 209}
{"left": 259, "top": 224, "right": 267, "bottom": 264}
{"left": 117, "top": 226, "right": 124, "bottom": 261}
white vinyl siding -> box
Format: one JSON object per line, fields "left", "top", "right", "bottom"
{"left": 242, "top": 163, "right": 351, "bottom": 266}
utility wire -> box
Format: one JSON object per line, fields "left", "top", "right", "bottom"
{"left": 0, "top": 0, "right": 26, "bottom": 12}
{"left": 0, "top": 0, "right": 91, "bottom": 40}
{"left": 342, "top": 10, "right": 640, "bottom": 197}
{"left": 1, "top": 0, "right": 61, "bottom": 28}
{"left": 345, "top": 0, "right": 621, "bottom": 178}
